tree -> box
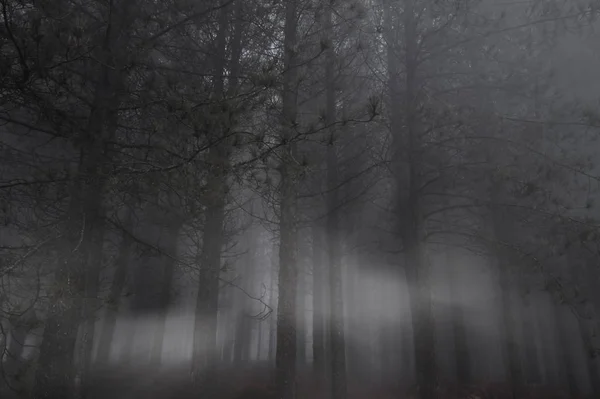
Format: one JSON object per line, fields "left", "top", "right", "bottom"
{"left": 274, "top": 0, "right": 301, "bottom": 397}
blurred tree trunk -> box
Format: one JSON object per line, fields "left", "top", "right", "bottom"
{"left": 150, "top": 215, "right": 182, "bottom": 365}
{"left": 234, "top": 311, "right": 251, "bottom": 363}
{"left": 96, "top": 209, "right": 134, "bottom": 365}
{"left": 577, "top": 316, "right": 600, "bottom": 396}
{"left": 385, "top": 0, "right": 437, "bottom": 395}
{"left": 552, "top": 302, "right": 579, "bottom": 397}
{"left": 234, "top": 247, "right": 255, "bottom": 364}
{"left": 323, "top": 3, "right": 347, "bottom": 399}
{"left": 4, "top": 308, "right": 37, "bottom": 388}
{"left": 31, "top": 2, "right": 131, "bottom": 396}
{"left": 275, "top": 0, "right": 300, "bottom": 396}
{"left": 518, "top": 276, "right": 542, "bottom": 385}
{"left": 580, "top": 262, "right": 600, "bottom": 395}
{"left": 491, "top": 208, "right": 524, "bottom": 398}
{"left": 191, "top": 0, "right": 242, "bottom": 386}
{"left": 257, "top": 309, "right": 264, "bottom": 361}
{"left": 221, "top": 286, "right": 235, "bottom": 364}
{"left": 444, "top": 253, "right": 470, "bottom": 386}
{"left": 312, "top": 224, "right": 327, "bottom": 381}
{"left": 268, "top": 247, "right": 278, "bottom": 365}
{"left": 296, "top": 265, "right": 307, "bottom": 367}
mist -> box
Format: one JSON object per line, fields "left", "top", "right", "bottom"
{"left": 1, "top": 1, "right": 600, "bottom": 399}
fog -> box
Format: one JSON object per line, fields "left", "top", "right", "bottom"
{"left": 1, "top": 1, "right": 600, "bottom": 399}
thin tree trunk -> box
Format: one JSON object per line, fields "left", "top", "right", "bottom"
{"left": 275, "top": 0, "right": 300, "bottom": 396}
{"left": 150, "top": 218, "right": 181, "bottom": 366}
{"left": 234, "top": 240, "right": 255, "bottom": 364}
{"left": 577, "top": 316, "right": 600, "bottom": 396}
{"left": 4, "top": 309, "right": 36, "bottom": 387}
{"left": 257, "top": 310, "right": 264, "bottom": 361}
{"left": 445, "top": 252, "right": 470, "bottom": 386}
{"left": 489, "top": 188, "right": 524, "bottom": 398}
{"left": 553, "top": 304, "right": 579, "bottom": 397}
{"left": 268, "top": 248, "right": 278, "bottom": 365}
{"left": 323, "top": 3, "right": 347, "bottom": 399}
{"left": 496, "top": 256, "right": 523, "bottom": 397}
{"left": 74, "top": 216, "right": 106, "bottom": 393}
{"left": 402, "top": 1, "right": 437, "bottom": 397}
{"left": 518, "top": 280, "right": 542, "bottom": 385}
{"left": 296, "top": 266, "right": 307, "bottom": 367}
{"left": 95, "top": 210, "right": 134, "bottom": 365}
{"left": 312, "top": 225, "right": 327, "bottom": 381}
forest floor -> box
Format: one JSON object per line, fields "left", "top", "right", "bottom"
{"left": 83, "top": 362, "right": 593, "bottom": 399}
{"left": 1, "top": 361, "right": 585, "bottom": 399}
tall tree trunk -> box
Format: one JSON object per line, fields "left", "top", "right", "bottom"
{"left": 401, "top": 0, "right": 437, "bottom": 397}
{"left": 275, "top": 0, "right": 300, "bottom": 396}
{"left": 489, "top": 185, "right": 524, "bottom": 398}
{"left": 268, "top": 248, "right": 278, "bottom": 365}
{"left": 577, "top": 316, "right": 600, "bottom": 396}
{"left": 95, "top": 209, "right": 134, "bottom": 365}
{"left": 234, "top": 241, "right": 255, "bottom": 364}
{"left": 553, "top": 303, "right": 579, "bottom": 397}
{"left": 496, "top": 251, "right": 524, "bottom": 398}
{"left": 518, "top": 278, "right": 542, "bottom": 385}
{"left": 4, "top": 308, "right": 37, "bottom": 391}
{"left": 296, "top": 265, "right": 307, "bottom": 367}
{"left": 31, "top": 2, "right": 130, "bottom": 393}
{"left": 312, "top": 224, "right": 327, "bottom": 381}
{"left": 445, "top": 252, "right": 470, "bottom": 386}
{"left": 221, "top": 286, "right": 235, "bottom": 364}
{"left": 74, "top": 216, "right": 106, "bottom": 394}
{"left": 257, "top": 309, "right": 264, "bottom": 361}
{"left": 383, "top": 0, "right": 436, "bottom": 395}
{"left": 234, "top": 311, "right": 250, "bottom": 363}
{"left": 323, "top": 3, "right": 347, "bottom": 399}
{"left": 150, "top": 218, "right": 181, "bottom": 366}
{"left": 191, "top": 0, "right": 241, "bottom": 387}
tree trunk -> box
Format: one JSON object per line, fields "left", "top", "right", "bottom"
{"left": 296, "top": 265, "right": 307, "bottom": 367}
{"left": 553, "top": 303, "right": 579, "bottom": 397}
{"left": 496, "top": 253, "right": 524, "bottom": 397}
{"left": 275, "top": 0, "right": 300, "bottom": 396}
{"left": 323, "top": 4, "right": 347, "bottom": 399}
{"left": 234, "top": 241, "right": 255, "bottom": 364}
{"left": 31, "top": 4, "right": 129, "bottom": 392}
{"left": 312, "top": 224, "right": 327, "bottom": 381}
{"left": 445, "top": 252, "right": 470, "bottom": 386}
{"left": 400, "top": 0, "right": 437, "bottom": 397}
{"left": 74, "top": 215, "right": 106, "bottom": 394}
{"left": 4, "top": 308, "right": 37, "bottom": 390}
{"left": 191, "top": 0, "right": 243, "bottom": 387}
{"left": 518, "top": 280, "right": 542, "bottom": 385}
{"left": 150, "top": 218, "right": 181, "bottom": 366}
{"left": 268, "top": 248, "right": 278, "bottom": 365}
{"left": 95, "top": 210, "right": 134, "bottom": 365}
{"left": 489, "top": 190, "right": 524, "bottom": 398}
